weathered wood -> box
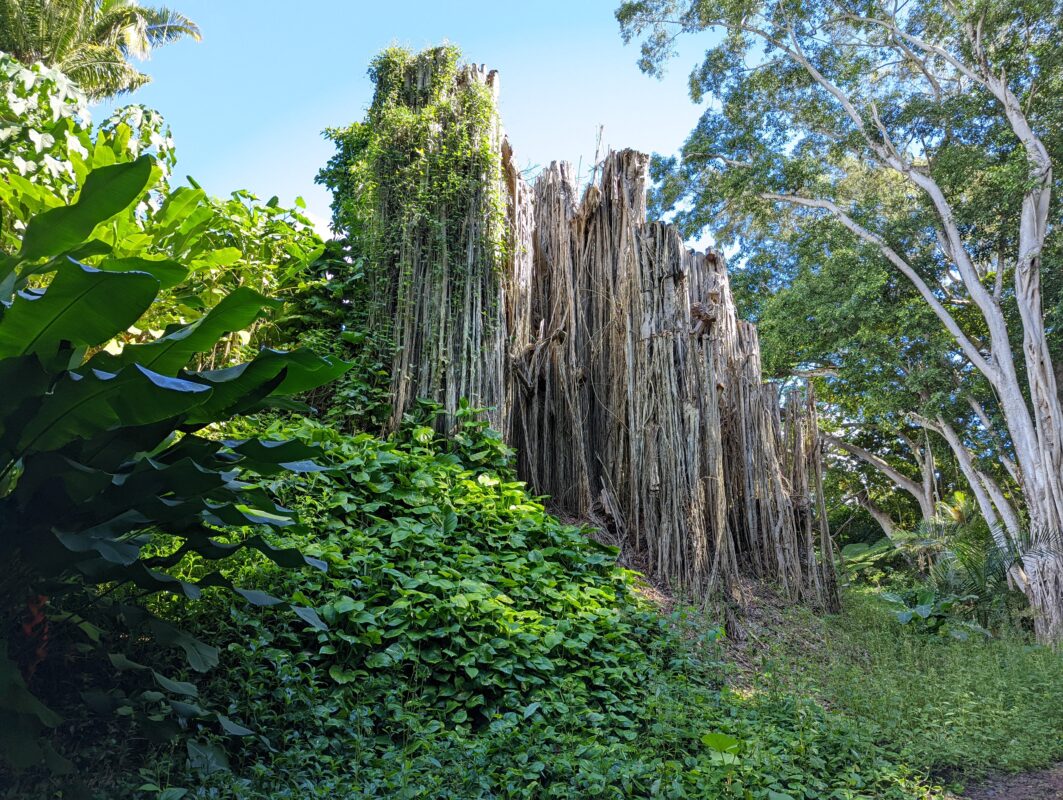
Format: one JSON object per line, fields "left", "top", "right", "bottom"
{"left": 368, "top": 60, "right": 837, "bottom": 608}
{"left": 501, "top": 148, "right": 835, "bottom": 606}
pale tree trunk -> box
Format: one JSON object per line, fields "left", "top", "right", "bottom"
{"left": 1055, "top": 357, "right": 1063, "bottom": 407}
{"left": 824, "top": 434, "right": 936, "bottom": 522}
{"left": 977, "top": 468, "right": 1025, "bottom": 550}
{"left": 754, "top": 19, "right": 1063, "bottom": 640}
{"left": 912, "top": 414, "right": 1022, "bottom": 551}
{"left": 854, "top": 489, "right": 897, "bottom": 541}
{"left": 966, "top": 396, "right": 1021, "bottom": 488}
{"left": 899, "top": 429, "right": 938, "bottom": 517}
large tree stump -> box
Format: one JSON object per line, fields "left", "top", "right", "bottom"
{"left": 335, "top": 53, "right": 838, "bottom": 609}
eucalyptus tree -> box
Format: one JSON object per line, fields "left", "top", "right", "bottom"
{"left": 0, "top": 0, "right": 198, "bottom": 98}
{"left": 747, "top": 212, "right": 1023, "bottom": 548}
{"left": 618, "top": 0, "right": 1063, "bottom": 638}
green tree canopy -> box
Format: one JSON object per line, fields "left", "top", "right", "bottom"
{"left": 618, "top": 0, "right": 1063, "bottom": 638}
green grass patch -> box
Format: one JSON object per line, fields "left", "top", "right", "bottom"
{"left": 749, "top": 588, "right": 1063, "bottom": 780}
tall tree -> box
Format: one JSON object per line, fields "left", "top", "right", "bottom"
{"left": 618, "top": 0, "right": 1063, "bottom": 639}
{"left": 0, "top": 0, "right": 198, "bottom": 98}
{"left": 745, "top": 213, "right": 1023, "bottom": 548}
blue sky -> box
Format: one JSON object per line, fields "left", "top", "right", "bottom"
{"left": 98, "top": 0, "right": 712, "bottom": 236}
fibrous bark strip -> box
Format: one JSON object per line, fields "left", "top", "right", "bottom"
{"left": 339, "top": 55, "right": 838, "bottom": 609}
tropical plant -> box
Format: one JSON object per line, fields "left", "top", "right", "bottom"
{"left": 229, "top": 413, "right": 654, "bottom": 728}
{"left": 878, "top": 589, "right": 987, "bottom": 639}
{"left": 288, "top": 240, "right": 395, "bottom": 433}
{"left": 844, "top": 507, "right": 1032, "bottom": 632}
{"left": 839, "top": 537, "right": 905, "bottom": 587}
{"left": 0, "top": 154, "right": 347, "bottom": 778}
{"left": 1, "top": 52, "right": 325, "bottom": 366}
{"left": 0, "top": 0, "right": 199, "bottom": 98}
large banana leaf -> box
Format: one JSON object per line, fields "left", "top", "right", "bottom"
{"left": 94, "top": 256, "right": 189, "bottom": 290}
{"left": 14, "top": 365, "right": 210, "bottom": 456}
{"left": 0, "top": 149, "right": 343, "bottom": 774}
{"left": 185, "top": 348, "right": 350, "bottom": 422}
{"left": 154, "top": 185, "right": 208, "bottom": 231}
{"left": 92, "top": 286, "right": 279, "bottom": 375}
{"left": 0, "top": 355, "right": 51, "bottom": 437}
{"left": 17, "top": 156, "right": 155, "bottom": 263}
{"left": 0, "top": 262, "right": 158, "bottom": 359}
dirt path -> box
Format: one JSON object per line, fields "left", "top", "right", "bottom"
{"left": 958, "top": 764, "right": 1063, "bottom": 799}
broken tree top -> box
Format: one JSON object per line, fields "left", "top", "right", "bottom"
{"left": 332, "top": 49, "right": 836, "bottom": 608}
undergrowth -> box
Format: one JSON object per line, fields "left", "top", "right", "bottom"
{"left": 749, "top": 588, "right": 1063, "bottom": 783}
{"left": 39, "top": 417, "right": 946, "bottom": 800}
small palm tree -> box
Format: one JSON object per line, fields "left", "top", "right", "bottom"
{"left": 935, "top": 491, "right": 978, "bottom": 526}
{"left": 0, "top": 0, "right": 199, "bottom": 98}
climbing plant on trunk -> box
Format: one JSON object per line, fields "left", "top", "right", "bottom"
{"left": 318, "top": 46, "right": 509, "bottom": 434}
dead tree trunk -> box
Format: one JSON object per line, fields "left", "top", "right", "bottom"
{"left": 341, "top": 54, "right": 838, "bottom": 612}
{"left": 505, "top": 150, "right": 836, "bottom": 608}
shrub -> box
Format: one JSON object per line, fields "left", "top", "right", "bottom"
{"left": 204, "top": 414, "right": 661, "bottom": 730}
{"left": 0, "top": 51, "right": 323, "bottom": 367}
{"left": 0, "top": 156, "right": 346, "bottom": 781}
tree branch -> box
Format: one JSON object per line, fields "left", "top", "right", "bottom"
{"left": 823, "top": 432, "right": 930, "bottom": 516}
{"left": 761, "top": 192, "right": 996, "bottom": 379}
{"left": 966, "top": 394, "right": 1021, "bottom": 485}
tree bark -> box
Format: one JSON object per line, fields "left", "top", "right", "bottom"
{"left": 854, "top": 490, "right": 898, "bottom": 541}
{"left": 917, "top": 414, "right": 1020, "bottom": 551}
{"left": 824, "top": 434, "right": 936, "bottom": 522}
{"left": 363, "top": 68, "right": 840, "bottom": 612}
{"left": 506, "top": 151, "right": 836, "bottom": 609}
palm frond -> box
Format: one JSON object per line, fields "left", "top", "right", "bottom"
{"left": 92, "top": 3, "right": 198, "bottom": 59}
{"left": 0, "top": 0, "right": 42, "bottom": 61}
{"left": 140, "top": 6, "right": 199, "bottom": 45}
{"left": 42, "top": 0, "right": 93, "bottom": 67}
{"left": 91, "top": 6, "right": 145, "bottom": 53}
{"left": 1, "top": 0, "right": 197, "bottom": 98}
{"left": 58, "top": 41, "right": 149, "bottom": 98}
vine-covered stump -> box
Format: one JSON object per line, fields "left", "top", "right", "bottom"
{"left": 322, "top": 48, "right": 837, "bottom": 610}
{"left": 320, "top": 46, "right": 510, "bottom": 433}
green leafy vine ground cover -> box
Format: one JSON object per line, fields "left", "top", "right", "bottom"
{"left": 84, "top": 416, "right": 942, "bottom": 800}
{"left": 18, "top": 400, "right": 1061, "bottom": 799}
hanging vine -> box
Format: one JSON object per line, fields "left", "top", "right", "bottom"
{"left": 318, "top": 46, "right": 509, "bottom": 432}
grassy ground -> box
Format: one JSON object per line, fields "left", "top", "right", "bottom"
{"left": 734, "top": 586, "right": 1063, "bottom": 787}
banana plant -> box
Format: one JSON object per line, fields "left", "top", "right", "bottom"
{"left": 0, "top": 156, "right": 348, "bottom": 774}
